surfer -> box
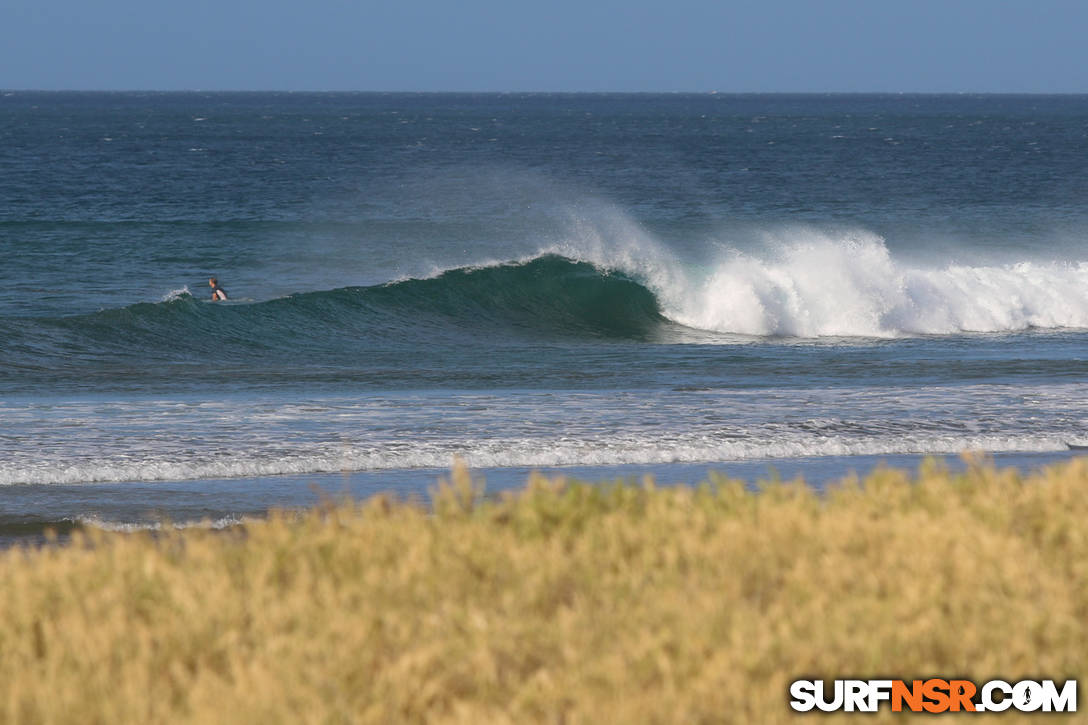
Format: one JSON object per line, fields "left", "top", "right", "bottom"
{"left": 209, "top": 277, "right": 228, "bottom": 302}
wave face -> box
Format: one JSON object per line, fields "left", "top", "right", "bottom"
{"left": 1, "top": 256, "right": 664, "bottom": 368}
{"left": 354, "top": 254, "right": 665, "bottom": 339}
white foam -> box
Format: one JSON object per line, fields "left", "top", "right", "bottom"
{"left": 3, "top": 381, "right": 1084, "bottom": 486}
{"left": 0, "top": 432, "right": 1076, "bottom": 486}
{"left": 76, "top": 515, "right": 245, "bottom": 533}
{"left": 543, "top": 221, "right": 1088, "bottom": 338}
{"left": 160, "top": 286, "right": 191, "bottom": 302}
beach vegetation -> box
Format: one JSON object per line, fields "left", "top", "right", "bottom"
{"left": 3, "top": 458, "right": 1087, "bottom": 723}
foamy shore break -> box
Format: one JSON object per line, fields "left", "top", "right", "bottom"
{"left": 4, "top": 458, "right": 1087, "bottom": 722}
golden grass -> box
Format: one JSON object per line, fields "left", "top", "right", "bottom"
{"left": 3, "top": 457, "right": 1088, "bottom": 723}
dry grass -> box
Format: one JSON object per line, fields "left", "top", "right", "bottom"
{"left": 3, "top": 457, "right": 1087, "bottom": 723}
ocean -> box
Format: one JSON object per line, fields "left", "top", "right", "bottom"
{"left": 2, "top": 91, "right": 1086, "bottom": 543}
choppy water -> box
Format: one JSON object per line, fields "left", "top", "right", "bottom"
{"left": 2, "top": 92, "right": 1086, "bottom": 539}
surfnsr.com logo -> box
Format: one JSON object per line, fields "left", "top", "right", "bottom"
{"left": 789, "top": 679, "right": 1077, "bottom": 713}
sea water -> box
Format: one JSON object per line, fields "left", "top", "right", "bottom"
{"left": 2, "top": 92, "right": 1086, "bottom": 541}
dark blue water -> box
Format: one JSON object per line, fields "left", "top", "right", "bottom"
{"left": 2, "top": 92, "right": 1087, "bottom": 537}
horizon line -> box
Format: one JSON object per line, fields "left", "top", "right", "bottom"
{"left": 5, "top": 88, "right": 1088, "bottom": 96}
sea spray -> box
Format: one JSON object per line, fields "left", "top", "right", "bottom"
{"left": 160, "top": 286, "right": 192, "bottom": 302}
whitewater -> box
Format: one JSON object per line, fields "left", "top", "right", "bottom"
{"left": 536, "top": 228, "right": 1088, "bottom": 338}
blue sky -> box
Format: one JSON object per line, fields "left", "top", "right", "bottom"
{"left": 3, "top": 0, "right": 1087, "bottom": 92}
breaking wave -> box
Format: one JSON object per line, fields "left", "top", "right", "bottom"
{"left": 5, "top": 230, "right": 1088, "bottom": 372}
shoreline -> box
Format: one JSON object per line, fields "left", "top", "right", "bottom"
{"left": 4, "top": 449, "right": 1083, "bottom": 548}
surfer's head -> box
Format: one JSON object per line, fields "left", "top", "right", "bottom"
{"left": 209, "top": 277, "right": 218, "bottom": 287}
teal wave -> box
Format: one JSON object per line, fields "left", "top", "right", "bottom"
{"left": 1, "top": 256, "right": 668, "bottom": 368}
